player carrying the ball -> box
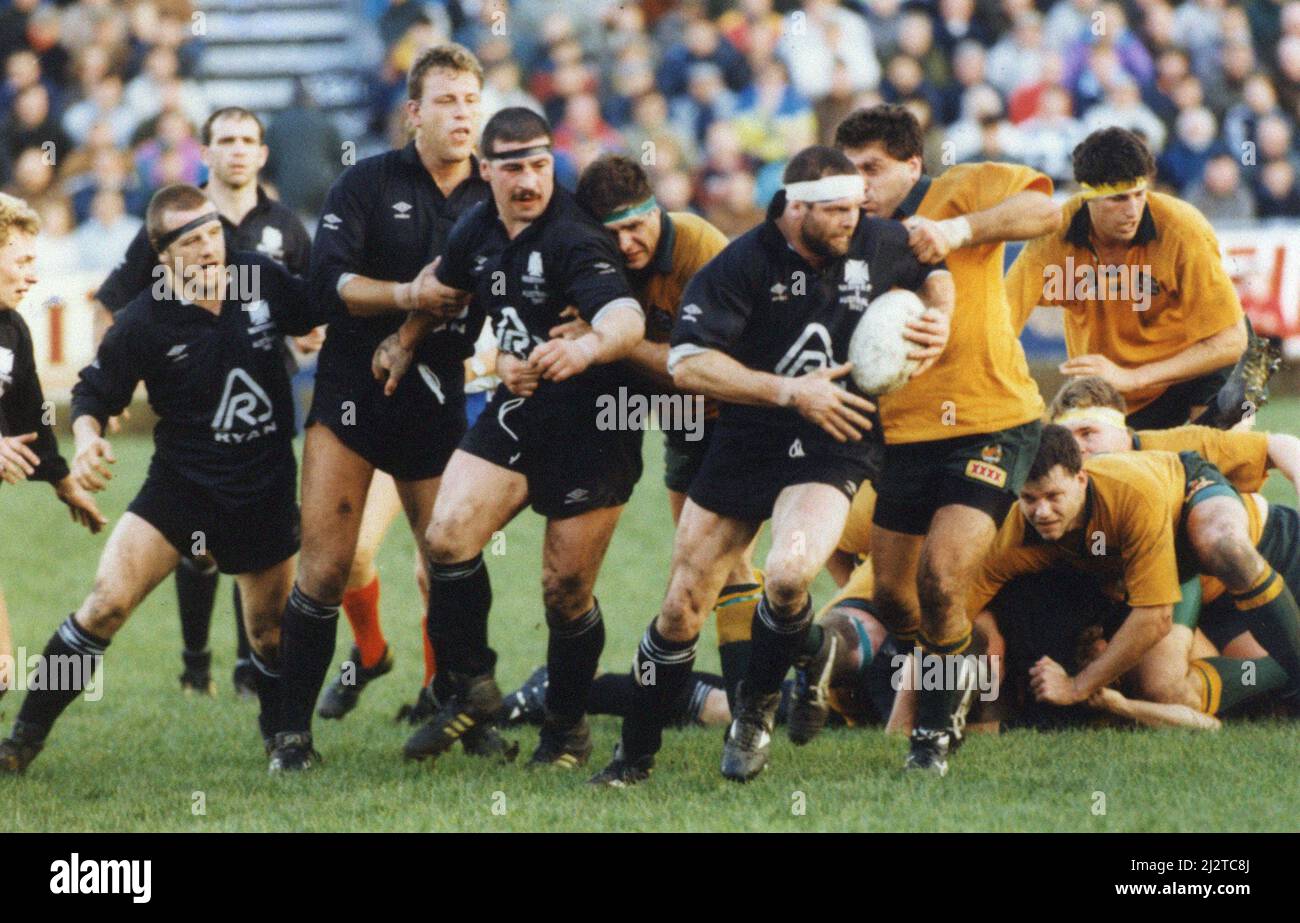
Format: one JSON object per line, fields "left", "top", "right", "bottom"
{"left": 590, "top": 145, "right": 953, "bottom": 786}
{"left": 832, "top": 104, "right": 1062, "bottom": 775}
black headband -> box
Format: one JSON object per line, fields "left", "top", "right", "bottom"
{"left": 153, "top": 211, "right": 221, "bottom": 253}
{"left": 485, "top": 144, "right": 553, "bottom": 163}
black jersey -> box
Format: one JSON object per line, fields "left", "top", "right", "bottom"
{"left": 0, "top": 307, "right": 69, "bottom": 484}
{"left": 310, "top": 142, "right": 490, "bottom": 386}
{"left": 668, "top": 199, "right": 942, "bottom": 446}
{"left": 436, "top": 185, "right": 640, "bottom": 407}
{"left": 71, "top": 252, "right": 319, "bottom": 505}
{"left": 95, "top": 185, "right": 311, "bottom": 314}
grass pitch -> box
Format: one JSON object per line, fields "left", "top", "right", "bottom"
{"left": 2, "top": 400, "right": 1298, "bottom": 832}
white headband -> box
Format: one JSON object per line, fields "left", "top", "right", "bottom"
{"left": 783, "top": 174, "right": 865, "bottom": 203}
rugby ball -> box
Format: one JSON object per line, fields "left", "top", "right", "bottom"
{"left": 848, "top": 288, "right": 926, "bottom": 395}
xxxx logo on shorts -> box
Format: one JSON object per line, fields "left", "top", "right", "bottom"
{"left": 965, "top": 459, "right": 1007, "bottom": 488}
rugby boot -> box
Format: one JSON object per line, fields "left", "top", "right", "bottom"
{"left": 720, "top": 681, "right": 780, "bottom": 782}
{"left": 317, "top": 645, "right": 395, "bottom": 720}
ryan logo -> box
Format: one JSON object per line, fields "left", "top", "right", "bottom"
{"left": 965, "top": 459, "right": 1007, "bottom": 488}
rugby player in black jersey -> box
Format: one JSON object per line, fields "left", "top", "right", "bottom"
{"left": 589, "top": 146, "right": 954, "bottom": 785}
{"left": 95, "top": 106, "right": 315, "bottom": 699}
{"left": 0, "top": 184, "right": 319, "bottom": 773}
{"left": 384, "top": 108, "right": 646, "bottom": 769}
{"left": 270, "top": 44, "right": 516, "bottom": 771}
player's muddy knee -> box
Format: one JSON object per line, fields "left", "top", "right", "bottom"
{"left": 541, "top": 571, "right": 588, "bottom": 618}
{"left": 762, "top": 572, "right": 810, "bottom": 617}
{"left": 298, "top": 558, "right": 350, "bottom": 605}
{"left": 658, "top": 593, "right": 706, "bottom": 642}
{"left": 78, "top": 583, "right": 133, "bottom": 638}
{"left": 1198, "top": 532, "right": 1261, "bottom": 591}
{"left": 873, "top": 586, "right": 920, "bottom": 635}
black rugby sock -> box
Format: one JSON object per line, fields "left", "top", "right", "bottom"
{"left": 13, "top": 616, "right": 110, "bottom": 741}
{"left": 588, "top": 670, "right": 722, "bottom": 724}
{"left": 621, "top": 621, "right": 697, "bottom": 760}
{"left": 745, "top": 594, "right": 813, "bottom": 696}
{"left": 277, "top": 585, "right": 339, "bottom": 735}
{"left": 545, "top": 601, "right": 605, "bottom": 726}
{"left": 250, "top": 649, "right": 282, "bottom": 743}
{"left": 424, "top": 555, "right": 495, "bottom": 699}
{"left": 176, "top": 557, "right": 218, "bottom": 658}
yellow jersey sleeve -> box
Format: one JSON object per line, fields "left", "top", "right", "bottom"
{"left": 1137, "top": 426, "right": 1270, "bottom": 494}
{"left": 1112, "top": 488, "right": 1183, "bottom": 608}
{"left": 1171, "top": 207, "right": 1244, "bottom": 344}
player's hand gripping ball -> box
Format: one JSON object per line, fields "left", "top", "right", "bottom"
{"left": 848, "top": 288, "right": 926, "bottom": 395}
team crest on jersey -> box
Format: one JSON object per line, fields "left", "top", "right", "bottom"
{"left": 839, "top": 259, "right": 872, "bottom": 311}
{"left": 980, "top": 444, "right": 1003, "bottom": 464}
{"left": 257, "top": 226, "right": 285, "bottom": 262}
{"left": 522, "top": 251, "right": 546, "bottom": 305}
{"left": 775, "top": 323, "right": 834, "bottom": 377}
{"left": 211, "top": 367, "right": 277, "bottom": 443}
{"left": 0, "top": 345, "right": 13, "bottom": 396}
{"left": 242, "top": 300, "right": 276, "bottom": 350}
{"left": 965, "top": 459, "right": 1007, "bottom": 488}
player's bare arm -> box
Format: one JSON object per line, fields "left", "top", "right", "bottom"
{"left": 1266, "top": 432, "right": 1300, "bottom": 497}
{"left": 673, "top": 351, "right": 876, "bottom": 443}
{"left": 550, "top": 309, "right": 675, "bottom": 390}
{"left": 0, "top": 432, "right": 40, "bottom": 484}
{"left": 530, "top": 301, "right": 644, "bottom": 382}
{"left": 1062, "top": 320, "right": 1248, "bottom": 396}
{"left": 904, "top": 191, "right": 1061, "bottom": 263}
{"left": 340, "top": 257, "right": 470, "bottom": 319}
{"left": 1030, "top": 603, "right": 1172, "bottom": 704}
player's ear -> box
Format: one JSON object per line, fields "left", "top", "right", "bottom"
{"left": 478, "top": 156, "right": 491, "bottom": 181}
{"left": 256, "top": 143, "right": 269, "bottom": 171}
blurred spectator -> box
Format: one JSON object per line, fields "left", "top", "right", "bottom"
{"left": 32, "top": 196, "right": 79, "bottom": 277}
{"left": 72, "top": 188, "right": 141, "bottom": 274}
{"left": 3, "top": 85, "right": 71, "bottom": 177}
{"left": 378, "top": 0, "right": 448, "bottom": 50}
{"left": 1276, "top": 35, "right": 1300, "bottom": 115}
{"left": 5, "top": 147, "right": 56, "bottom": 203}
{"left": 3, "top": 48, "right": 48, "bottom": 113}
{"left": 934, "top": 0, "right": 995, "bottom": 54}
{"left": 134, "top": 109, "right": 203, "bottom": 191}
{"left": 777, "top": 0, "right": 880, "bottom": 104}
{"left": 603, "top": 41, "right": 658, "bottom": 128}
{"left": 1224, "top": 74, "right": 1285, "bottom": 154}
{"left": 1255, "top": 158, "right": 1300, "bottom": 216}
{"left": 1157, "top": 107, "right": 1224, "bottom": 190}
{"left": 554, "top": 93, "right": 626, "bottom": 160}
{"left": 728, "top": 59, "right": 816, "bottom": 164}
{"left": 1144, "top": 48, "right": 1191, "bottom": 124}
{"left": 897, "top": 8, "right": 949, "bottom": 87}
{"left": 986, "top": 11, "right": 1046, "bottom": 97}
{"left": 1007, "top": 50, "right": 1067, "bottom": 121}
{"left": 1173, "top": 0, "right": 1228, "bottom": 75}
{"left": 717, "top": 0, "right": 785, "bottom": 60}
{"left": 1254, "top": 114, "right": 1300, "bottom": 175}
{"left": 1184, "top": 152, "right": 1256, "bottom": 220}
{"left": 1063, "top": 3, "right": 1154, "bottom": 101}
{"left": 671, "top": 61, "right": 738, "bottom": 145}
{"left": 66, "top": 147, "right": 146, "bottom": 222}
{"left": 0, "top": 0, "right": 43, "bottom": 64}
{"left": 937, "top": 39, "right": 989, "bottom": 124}
{"left": 705, "top": 170, "right": 765, "bottom": 238}
{"left": 1017, "top": 84, "right": 1085, "bottom": 180}
{"left": 1204, "top": 39, "right": 1256, "bottom": 114}
{"left": 1044, "top": 0, "right": 1098, "bottom": 53}
{"left": 657, "top": 17, "right": 750, "bottom": 100}
{"left": 621, "top": 92, "right": 700, "bottom": 172}
{"left": 63, "top": 72, "right": 136, "bottom": 147}
{"left": 265, "top": 80, "right": 343, "bottom": 217}
{"left": 482, "top": 59, "right": 544, "bottom": 120}
{"left": 861, "top": 0, "right": 904, "bottom": 59}
{"left": 124, "top": 46, "right": 208, "bottom": 128}
{"left": 654, "top": 168, "right": 694, "bottom": 213}
{"left": 1082, "top": 78, "right": 1168, "bottom": 151}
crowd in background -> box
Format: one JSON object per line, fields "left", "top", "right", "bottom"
{"left": 4, "top": 0, "right": 1300, "bottom": 283}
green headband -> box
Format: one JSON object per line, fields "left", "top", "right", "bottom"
{"left": 602, "top": 196, "right": 658, "bottom": 225}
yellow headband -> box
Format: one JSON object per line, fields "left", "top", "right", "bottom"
{"left": 1054, "top": 407, "right": 1128, "bottom": 429}
{"left": 1080, "top": 178, "right": 1148, "bottom": 200}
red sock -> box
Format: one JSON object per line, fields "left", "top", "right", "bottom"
{"left": 421, "top": 614, "right": 437, "bottom": 687}
{"left": 342, "top": 577, "right": 385, "bottom": 669}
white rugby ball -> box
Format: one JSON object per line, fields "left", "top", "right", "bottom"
{"left": 848, "top": 288, "right": 925, "bottom": 395}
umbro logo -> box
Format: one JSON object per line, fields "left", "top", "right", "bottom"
{"left": 392, "top": 201, "right": 412, "bottom": 219}
{"left": 564, "top": 488, "right": 590, "bottom": 504}
{"left": 788, "top": 439, "right": 805, "bottom": 459}
{"left": 166, "top": 343, "right": 189, "bottom": 362}
{"left": 321, "top": 213, "right": 342, "bottom": 231}
{"left": 681, "top": 303, "right": 702, "bottom": 323}
{"left": 770, "top": 282, "right": 789, "bottom": 301}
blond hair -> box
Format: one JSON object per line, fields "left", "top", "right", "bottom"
{"left": 408, "top": 42, "right": 484, "bottom": 101}
{"left": 0, "top": 192, "right": 41, "bottom": 248}
{"left": 1047, "top": 376, "right": 1128, "bottom": 420}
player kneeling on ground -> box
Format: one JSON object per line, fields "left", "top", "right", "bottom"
{"left": 590, "top": 145, "right": 954, "bottom": 786}
{"left": 0, "top": 185, "right": 320, "bottom": 773}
